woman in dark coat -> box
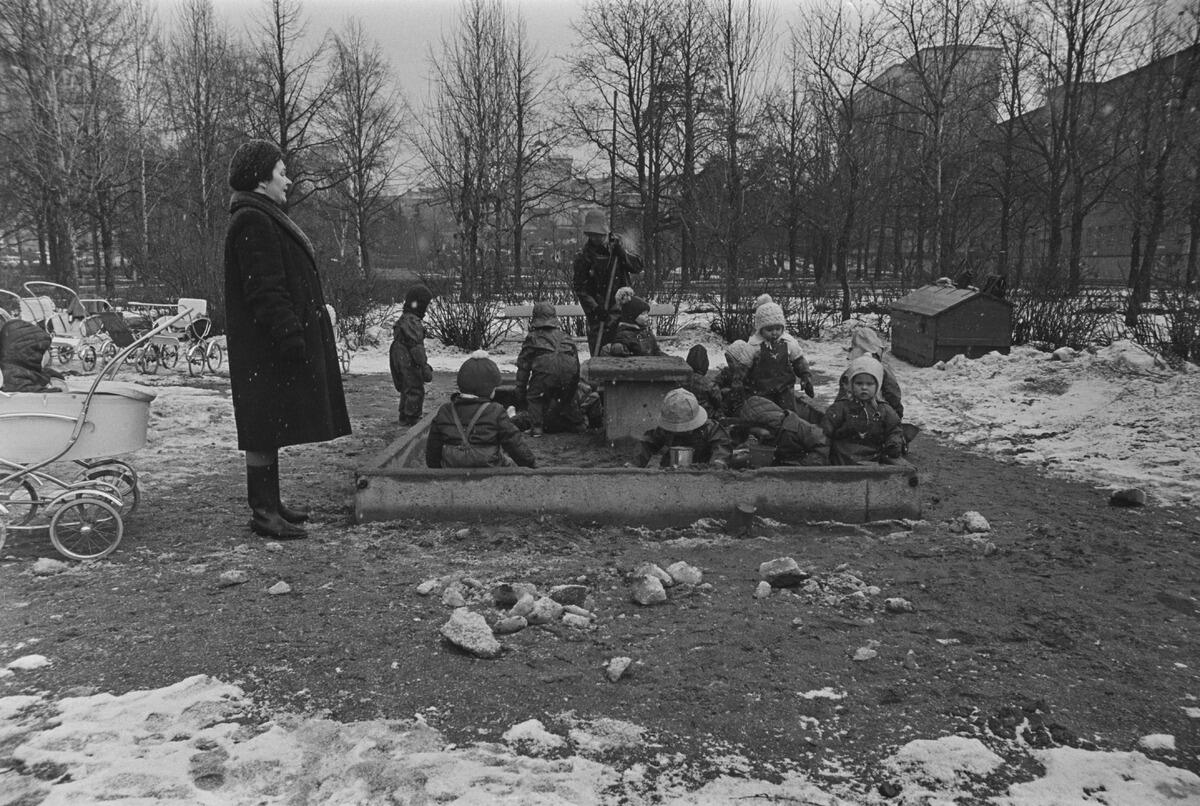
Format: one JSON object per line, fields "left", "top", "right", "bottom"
{"left": 224, "top": 140, "right": 351, "bottom": 539}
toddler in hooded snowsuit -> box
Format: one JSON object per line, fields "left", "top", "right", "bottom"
{"left": 427, "top": 351, "right": 536, "bottom": 469}
{"left": 745, "top": 295, "right": 813, "bottom": 414}
{"left": 603, "top": 296, "right": 663, "bottom": 357}
{"left": 738, "top": 395, "right": 828, "bottom": 466}
{"left": 821, "top": 355, "right": 906, "bottom": 466}
{"left": 0, "top": 319, "right": 67, "bottom": 393}
{"left": 390, "top": 285, "right": 434, "bottom": 426}
{"left": 682, "top": 344, "right": 723, "bottom": 421}
{"left": 633, "top": 388, "right": 732, "bottom": 469}
{"left": 715, "top": 339, "right": 755, "bottom": 417}
{"left": 516, "top": 302, "right": 583, "bottom": 436}
{"left": 834, "top": 326, "right": 903, "bottom": 418}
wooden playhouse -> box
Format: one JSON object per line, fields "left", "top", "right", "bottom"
{"left": 889, "top": 285, "right": 1014, "bottom": 367}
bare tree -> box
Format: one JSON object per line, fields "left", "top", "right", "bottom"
{"left": 322, "top": 19, "right": 407, "bottom": 279}
{"left": 119, "top": 0, "right": 163, "bottom": 286}
{"left": 241, "top": 0, "right": 334, "bottom": 202}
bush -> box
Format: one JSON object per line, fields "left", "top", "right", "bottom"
{"left": 425, "top": 298, "right": 510, "bottom": 351}
{"left": 1011, "top": 289, "right": 1118, "bottom": 349}
{"left": 1128, "top": 289, "right": 1200, "bottom": 366}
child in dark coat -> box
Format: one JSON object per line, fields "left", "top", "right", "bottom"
{"left": 0, "top": 319, "right": 67, "bottom": 393}
{"left": 715, "top": 339, "right": 755, "bottom": 417}
{"left": 604, "top": 296, "right": 663, "bottom": 357}
{"left": 745, "top": 295, "right": 813, "bottom": 413}
{"left": 682, "top": 344, "right": 723, "bottom": 421}
{"left": 633, "top": 389, "right": 732, "bottom": 469}
{"left": 821, "top": 356, "right": 906, "bottom": 466}
{"left": 834, "top": 326, "right": 904, "bottom": 418}
{"left": 427, "top": 351, "right": 536, "bottom": 469}
{"left": 739, "top": 395, "right": 828, "bottom": 466}
{"left": 515, "top": 302, "right": 583, "bottom": 436}
{"left": 389, "top": 285, "right": 434, "bottom": 426}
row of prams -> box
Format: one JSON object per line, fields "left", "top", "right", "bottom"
{"left": 1, "top": 282, "right": 224, "bottom": 377}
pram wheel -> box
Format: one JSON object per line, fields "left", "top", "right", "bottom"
{"left": 136, "top": 345, "right": 159, "bottom": 374}
{"left": 159, "top": 343, "right": 180, "bottom": 370}
{"left": 186, "top": 343, "right": 206, "bottom": 375}
{"left": 0, "top": 478, "right": 39, "bottom": 527}
{"left": 78, "top": 462, "right": 139, "bottom": 516}
{"left": 101, "top": 341, "right": 118, "bottom": 362}
{"left": 81, "top": 345, "right": 97, "bottom": 372}
{"left": 205, "top": 341, "right": 223, "bottom": 371}
{"left": 50, "top": 497, "right": 123, "bottom": 560}
{"left": 56, "top": 345, "right": 74, "bottom": 365}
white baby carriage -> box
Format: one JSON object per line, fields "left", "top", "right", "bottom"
{"left": 0, "top": 311, "right": 190, "bottom": 560}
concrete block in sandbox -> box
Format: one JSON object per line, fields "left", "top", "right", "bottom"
{"left": 586, "top": 355, "right": 692, "bottom": 444}
{"left": 353, "top": 416, "right": 922, "bottom": 526}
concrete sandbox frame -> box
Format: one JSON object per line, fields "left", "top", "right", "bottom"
{"left": 354, "top": 415, "right": 922, "bottom": 526}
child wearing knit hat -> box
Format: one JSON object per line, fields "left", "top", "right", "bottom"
{"left": 390, "top": 284, "right": 435, "bottom": 426}
{"left": 820, "top": 355, "right": 906, "bottom": 466}
{"left": 745, "top": 294, "right": 814, "bottom": 413}
{"left": 715, "top": 339, "right": 755, "bottom": 417}
{"left": 600, "top": 296, "right": 664, "bottom": 357}
{"left": 426, "top": 351, "right": 536, "bottom": 468}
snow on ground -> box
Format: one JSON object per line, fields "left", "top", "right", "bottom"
{"left": 4, "top": 319, "right": 1200, "bottom": 803}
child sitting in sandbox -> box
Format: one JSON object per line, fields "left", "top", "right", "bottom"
{"left": 601, "top": 295, "right": 664, "bottom": 357}
{"left": 737, "top": 395, "right": 828, "bottom": 466}
{"left": 820, "top": 356, "right": 906, "bottom": 466}
{"left": 426, "top": 351, "right": 536, "bottom": 469}
{"left": 632, "top": 388, "right": 731, "bottom": 469}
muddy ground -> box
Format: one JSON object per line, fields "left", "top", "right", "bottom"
{"left": 2, "top": 370, "right": 1199, "bottom": 801}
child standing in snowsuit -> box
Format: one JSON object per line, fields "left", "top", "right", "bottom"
{"left": 834, "top": 326, "right": 904, "bottom": 418}
{"left": 516, "top": 302, "right": 583, "bottom": 437}
{"left": 604, "top": 296, "right": 663, "bottom": 357}
{"left": 633, "top": 389, "right": 732, "bottom": 469}
{"left": 682, "top": 344, "right": 723, "bottom": 421}
{"left": 390, "top": 284, "right": 434, "bottom": 426}
{"left": 427, "top": 351, "right": 536, "bottom": 469}
{"left": 715, "top": 339, "right": 755, "bottom": 417}
{"left": 821, "top": 356, "right": 906, "bottom": 466}
{"left": 745, "top": 295, "right": 813, "bottom": 414}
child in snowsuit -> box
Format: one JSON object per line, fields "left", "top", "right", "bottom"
{"left": 0, "top": 319, "right": 67, "bottom": 393}
{"left": 745, "top": 295, "right": 813, "bottom": 414}
{"left": 715, "top": 339, "right": 755, "bottom": 417}
{"left": 516, "top": 301, "right": 583, "bottom": 437}
{"left": 603, "top": 296, "right": 663, "bottom": 357}
{"left": 633, "top": 388, "right": 732, "bottom": 469}
{"left": 738, "top": 395, "right": 828, "bottom": 466}
{"left": 390, "top": 284, "right": 434, "bottom": 426}
{"left": 427, "top": 351, "right": 536, "bottom": 469}
{"left": 834, "top": 326, "right": 903, "bottom": 418}
{"left": 820, "top": 356, "right": 906, "bottom": 466}
{"left": 682, "top": 344, "right": 723, "bottom": 421}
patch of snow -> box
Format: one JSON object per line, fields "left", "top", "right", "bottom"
{"left": 798, "top": 687, "right": 846, "bottom": 700}
{"left": 5, "top": 654, "right": 51, "bottom": 671}
{"left": 501, "top": 719, "right": 566, "bottom": 754}
{"left": 994, "top": 747, "right": 1200, "bottom": 805}
{"left": 1138, "top": 733, "right": 1176, "bottom": 751}
{"left": 887, "top": 735, "right": 1005, "bottom": 785}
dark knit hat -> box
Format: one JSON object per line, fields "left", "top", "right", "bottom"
{"left": 404, "top": 284, "right": 433, "bottom": 317}
{"left": 457, "top": 350, "right": 501, "bottom": 398}
{"left": 229, "top": 140, "right": 283, "bottom": 191}
{"left": 619, "top": 296, "right": 650, "bottom": 323}
{"left": 686, "top": 344, "right": 709, "bottom": 374}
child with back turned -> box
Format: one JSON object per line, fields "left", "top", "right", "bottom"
{"left": 515, "top": 301, "right": 583, "bottom": 436}
{"left": 427, "top": 351, "right": 536, "bottom": 469}
{"left": 389, "top": 284, "right": 434, "bottom": 426}
{"left": 745, "top": 295, "right": 813, "bottom": 413}
{"left": 820, "top": 356, "right": 906, "bottom": 466}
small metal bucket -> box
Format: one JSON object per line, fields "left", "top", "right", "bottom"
{"left": 668, "top": 446, "right": 694, "bottom": 467}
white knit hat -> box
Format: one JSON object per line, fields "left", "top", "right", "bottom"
{"left": 846, "top": 355, "right": 884, "bottom": 394}
{"left": 753, "top": 294, "right": 786, "bottom": 334}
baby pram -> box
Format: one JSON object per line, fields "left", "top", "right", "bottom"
{"left": 0, "top": 311, "right": 190, "bottom": 560}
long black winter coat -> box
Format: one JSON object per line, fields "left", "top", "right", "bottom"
{"left": 224, "top": 191, "right": 351, "bottom": 451}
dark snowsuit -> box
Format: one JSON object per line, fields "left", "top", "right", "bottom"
{"left": 820, "top": 398, "right": 906, "bottom": 466}
{"left": 606, "top": 322, "right": 663, "bottom": 357}
{"left": 223, "top": 191, "right": 350, "bottom": 451}
{"left": 426, "top": 395, "right": 537, "bottom": 469}
{"left": 715, "top": 365, "right": 750, "bottom": 418}
{"left": 682, "top": 345, "right": 723, "bottom": 420}
{"left": 572, "top": 239, "right": 643, "bottom": 350}
{"left": 516, "top": 325, "right": 583, "bottom": 433}
{"left": 739, "top": 395, "right": 828, "bottom": 466}
{"left": 633, "top": 421, "right": 732, "bottom": 468}
{"left": 746, "top": 338, "right": 811, "bottom": 414}
{"left": 835, "top": 363, "right": 904, "bottom": 419}
{"left": 390, "top": 310, "right": 432, "bottom": 424}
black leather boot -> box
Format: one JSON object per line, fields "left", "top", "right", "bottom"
{"left": 247, "top": 464, "right": 307, "bottom": 539}
{"left": 278, "top": 500, "right": 311, "bottom": 524}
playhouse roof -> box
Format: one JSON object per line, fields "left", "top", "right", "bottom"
{"left": 891, "top": 285, "right": 1008, "bottom": 317}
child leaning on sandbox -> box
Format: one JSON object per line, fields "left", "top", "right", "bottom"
{"left": 631, "top": 388, "right": 732, "bottom": 469}
{"left": 389, "top": 284, "right": 435, "bottom": 427}
{"left": 682, "top": 344, "right": 723, "bottom": 421}
{"left": 601, "top": 296, "right": 664, "bottom": 357}
{"left": 515, "top": 301, "right": 584, "bottom": 437}
{"left": 745, "top": 294, "right": 814, "bottom": 413}
{"left": 427, "top": 351, "right": 536, "bottom": 469}
{"left": 820, "top": 355, "right": 907, "bottom": 466}
{"left": 738, "top": 395, "right": 828, "bottom": 466}
{"left": 715, "top": 339, "right": 755, "bottom": 417}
